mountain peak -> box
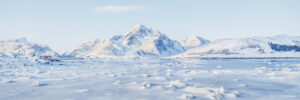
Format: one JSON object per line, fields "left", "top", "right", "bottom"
{"left": 67, "top": 25, "right": 185, "bottom": 57}
{"left": 179, "top": 36, "right": 210, "bottom": 47}
{"left": 124, "top": 24, "right": 158, "bottom": 36}
{"left": 131, "top": 24, "right": 150, "bottom": 31}
{"left": 9, "top": 37, "right": 28, "bottom": 43}
{"left": 189, "top": 36, "right": 201, "bottom": 40}
{"left": 133, "top": 24, "right": 147, "bottom": 29}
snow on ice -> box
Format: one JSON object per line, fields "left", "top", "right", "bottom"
{"left": 0, "top": 57, "right": 300, "bottom": 100}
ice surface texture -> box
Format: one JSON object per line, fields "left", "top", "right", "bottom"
{"left": 1, "top": 58, "right": 300, "bottom": 100}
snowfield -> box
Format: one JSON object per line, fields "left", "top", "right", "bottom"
{"left": 1, "top": 57, "right": 300, "bottom": 100}
{"left": 0, "top": 25, "right": 300, "bottom": 100}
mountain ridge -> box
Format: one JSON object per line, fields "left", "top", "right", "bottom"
{"left": 0, "top": 38, "right": 58, "bottom": 58}
{"left": 1, "top": 25, "right": 300, "bottom": 58}
{"left": 64, "top": 24, "right": 185, "bottom": 58}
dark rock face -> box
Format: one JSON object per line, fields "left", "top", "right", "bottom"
{"left": 110, "top": 35, "right": 122, "bottom": 42}
{"left": 269, "top": 42, "right": 300, "bottom": 52}
{"left": 154, "top": 35, "right": 184, "bottom": 56}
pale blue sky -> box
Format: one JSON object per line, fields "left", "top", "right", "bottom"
{"left": 0, "top": 0, "right": 299, "bottom": 53}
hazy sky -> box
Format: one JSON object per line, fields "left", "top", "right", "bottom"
{"left": 0, "top": 0, "right": 299, "bottom": 53}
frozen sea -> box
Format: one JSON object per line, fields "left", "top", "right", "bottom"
{"left": 1, "top": 58, "right": 300, "bottom": 100}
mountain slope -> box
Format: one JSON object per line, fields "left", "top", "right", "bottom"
{"left": 177, "top": 35, "right": 300, "bottom": 57}
{"left": 179, "top": 36, "right": 210, "bottom": 49}
{"left": 65, "top": 25, "right": 185, "bottom": 58}
{"left": 0, "top": 38, "right": 58, "bottom": 57}
{"left": 136, "top": 33, "right": 184, "bottom": 56}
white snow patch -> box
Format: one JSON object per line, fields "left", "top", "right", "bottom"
{"left": 169, "top": 80, "right": 186, "bottom": 89}
{"left": 31, "top": 81, "right": 40, "bottom": 86}
{"left": 184, "top": 86, "right": 238, "bottom": 100}
{"left": 180, "top": 94, "right": 196, "bottom": 100}
{"left": 113, "top": 80, "right": 121, "bottom": 86}
{"left": 141, "top": 81, "right": 152, "bottom": 89}
{"left": 76, "top": 89, "right": 90, "bottom": 93}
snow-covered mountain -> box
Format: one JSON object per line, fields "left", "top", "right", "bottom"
{"left": 177, "top": 35, "right": 300, "bottom": 57}
{"left": 0, "top": 38, "right": 58, "bottom": 58}
{"left": 65, "top": 25, "right": 185, "bottom": 58}
{"left": 179, "top": 36, "right": 210, "bottom": 49}
{"left": 2, "top": 26, "right": 297, "bottom": 59}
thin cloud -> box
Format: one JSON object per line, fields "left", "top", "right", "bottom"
{"left": 95, "top": 5, "right": 148, "bottom": 13}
